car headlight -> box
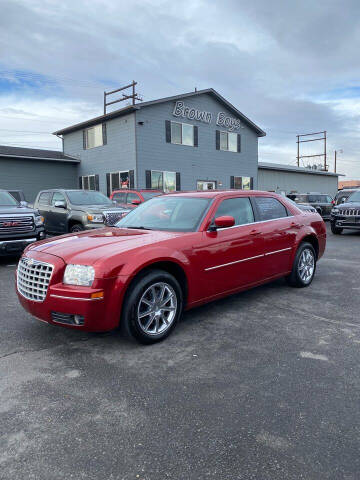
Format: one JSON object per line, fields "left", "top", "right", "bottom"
{"left": 87, "top": 214, "right": 104, "bottom": 223}
{"left": 63, "top": 265, "right": 95, "bottom": 286}
{"left": 35, "top": 215, "right": 44, "bottom": 226}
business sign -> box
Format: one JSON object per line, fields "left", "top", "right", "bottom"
{"left": 172, "top": 101, "right": 241, "bottom": 131}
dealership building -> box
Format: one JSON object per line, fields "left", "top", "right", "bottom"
{"left": 0, "top": 88, "right": 343, "bottom": 200}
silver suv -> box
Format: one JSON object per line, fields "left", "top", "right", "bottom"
{"left": 34, "top": 189, "right": 129, "bottom": 234}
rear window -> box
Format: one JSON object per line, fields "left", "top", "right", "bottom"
{"left": 308, "top": 195, "right": 332, "bottom": 203}
{"left": 254, "top": 197, "right": 288, "bottom": 221}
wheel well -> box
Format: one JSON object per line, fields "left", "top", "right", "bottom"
{"left": 68, "top": 219, "right": 83, "bottom": 231}
{"left": 301, "top": 235, "right": 319, "bottom": 259}
{"left": 130, "top": 261, "right": 188, "bottom": 303}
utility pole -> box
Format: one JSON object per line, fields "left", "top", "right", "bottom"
{"left": 103, "top": 81, "right": 142, "bottom": 114}
{"left": 334, "top": 149, "right": 343, "bottom": 173}
{"left": 334, "top": 150, "right": 337, "bottom": 173}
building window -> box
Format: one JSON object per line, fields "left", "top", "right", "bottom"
{"left": 169, "top": 121, "right": 195, "bottom": 146}
{"left": 110, "top": 171, "right": 130, "bottom": 192}
{"left": 220, "top": 131, "right": 238, "bottom": 152}
{"left": 81, "top": 175, "right": 96, "bottom": 190}
{"left": 231, "top": 176, "right": 253, "bottom": 190}
{"left": 151, "top": 171, "right": 177, "bottom": 192}
{"left": 84, "top": 124, "right": 106, "bottom": 149}
{"left": 197, "top": 181, "right": 217, "bottom": 190}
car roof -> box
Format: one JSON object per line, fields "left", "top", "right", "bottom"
{"left": 112, "top": 189, "right": 162, "bottom": 193}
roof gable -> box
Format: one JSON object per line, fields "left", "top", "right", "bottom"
{"left": 53, "top": 88, "right": 265, "bottom": 137}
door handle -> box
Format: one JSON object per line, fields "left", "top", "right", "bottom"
{"left": 250, "top": 229, "right": 260, "bottom": 236}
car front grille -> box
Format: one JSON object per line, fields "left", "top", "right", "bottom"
{"left": 340, "top": 209, "right": 360, "bottom": 216}
{"left": 104, "top": 211, "right": 128, "bottom": 226}
{"left": 17, "top": 257, "right": 54, "bottom": 302}
{"left": 0, "top": 215, "right": 34, "bottom": 234}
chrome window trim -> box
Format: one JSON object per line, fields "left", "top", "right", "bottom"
{"left": 215, "top": 215, "right": 294, "bottom": 232}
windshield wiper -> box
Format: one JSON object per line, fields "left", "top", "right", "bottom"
{"left": 123, "top": 226, "right": 153, "bottom": 230}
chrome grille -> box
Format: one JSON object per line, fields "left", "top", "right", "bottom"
{"left": 104, "top": 211, "right": 128, "bottom": 226}
{"left": 0, "top": 215, "right": 34, "bottom": 234}
{"left": 17, "top": 257, "right": 54, "bottom": 302}
{"left": 340, "top": 209, "right": 360, "bottom": 216}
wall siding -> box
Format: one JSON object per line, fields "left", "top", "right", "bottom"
{"left": 258, "top": 168, "right": 339, "bottom": 197}
{"left": 63, "top": 113, "right": 136, "bottom": 194}
{"left": 135, "top": 94, "right": 259, "bottom": 190}
{"left": 0, "top": 158, "right": 77, "bottom": 202}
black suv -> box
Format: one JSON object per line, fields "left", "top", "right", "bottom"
{"left": 0, "top": 190, "right": 45, "bottom": 256}
{"left": 330, "top": 190, "right": 360, "bottom": 234}
{"left": 288, "top": 193, "right": 333, "bottom": 218}
{"left": 334, "top": 189, "right": 360, "bottom": 206}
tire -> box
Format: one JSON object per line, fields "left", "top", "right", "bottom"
{"left": 69, "top": 223, "right": 85, "bottom": 233}
{"left": 286, "top": 242, "right": 316, "bottom": 288}
{"left": 121, "top": 269, "right": 183, "bottom": 344}
{"left": 330, "top": 222, "right": 343, "bottom": 235}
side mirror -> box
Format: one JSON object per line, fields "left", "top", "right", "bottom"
{"left": 210, "top": 216, "right": 235, "bottom": 231}
{"left": 131, "top": 199, "right": 141, "bottom": 206}
{"left": 19, "top": 200, "right": 28, "bottom": 207}
{"left": 112, "top": 200, "right": 117, "bottom": 205}
{"left": 54, "top": 201, "right": 67, "bottom": 209}
{"left": 342, "top": 198, "right": 346, "bottom": 203}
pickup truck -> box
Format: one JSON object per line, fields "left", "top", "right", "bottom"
{"left": 0, "top": 190, "right": 45, "bottom": 256}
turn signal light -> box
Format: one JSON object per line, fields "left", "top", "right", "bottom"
{"left": 91, "top": 291, "right": 104, "bottom": 299}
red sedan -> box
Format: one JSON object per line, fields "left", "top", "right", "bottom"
{"left": 110, "top": 189, "right": 162, "bottom": 209}
{"left": 16, "top": 191, "right": 326, "bottom": 344}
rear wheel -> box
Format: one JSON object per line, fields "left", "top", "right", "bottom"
{"left": 330, "top": 222, "right": 343, "bottom": 235}
{"left": 286, "top": 242, "right": 316, "bottom": 288}
{"left": 121, "top": 269, "right": 183, "bottom": 344}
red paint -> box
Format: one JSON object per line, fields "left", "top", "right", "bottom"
{"left": 16, "top": 191, "right": 326, "bottom": 332}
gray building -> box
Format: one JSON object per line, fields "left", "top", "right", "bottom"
{"left": 54, "top": 88, "right": 266, "bottom": 195}
{"left": 0, "top": 146, "right": 79, "bottom": 202}
{"left": 258, "top": 162, "right": 342, "bottom": 198}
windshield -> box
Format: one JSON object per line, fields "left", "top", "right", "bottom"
{"left": 141, "top": 192, "right": 162, "bottom": 201}
{"left": 0, "top": 191, "right": 18, "bottom": 206}
{"left": 347, "top": 191, "right": 360, "bottom": 202}
{"left": 67, "top": 191, "right": 112, "bottom": 206}
{"left": 115, "top": 196, "right": 211, "bottom": 232}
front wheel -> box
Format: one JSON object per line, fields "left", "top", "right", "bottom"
{"left": 286, "top": 242, "right": 316, "bottom": 288}
{"left": 330, "top": 222, "right": 343, "bottom": 235}
{"left": 69, "top": 223, "right": 85, "bottom": 233}
{"left": 121, "top": 269, "right": 183, "bottom": 344}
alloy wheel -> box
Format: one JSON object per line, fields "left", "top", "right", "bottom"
{"left": 298, "top": 248, "right": 315, "bottom": 283}
{"left": 137, "top": 282, "right": 177, "bottom": 335}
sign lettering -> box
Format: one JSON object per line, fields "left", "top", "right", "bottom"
{"left": 172, "top": 101, "right": 241, "bottom": 131}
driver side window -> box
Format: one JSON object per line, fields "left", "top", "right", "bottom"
{"left": 214, "top": 197, "right": 254, "bottom": 226}
{"left": 51, "top": 192, "right": 66, "bottom": 207}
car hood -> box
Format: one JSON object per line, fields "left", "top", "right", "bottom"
{"left": 74, "top": 204, "right": 126, "bottom": 213}
{"left": 27, "top": 227, "right": 183, "bottom": 265}
{"left": 338, "top": 201, "right": 360, "bottom": 209}
{"left": 0, "top": 206, "right": 37, "bottom": 215}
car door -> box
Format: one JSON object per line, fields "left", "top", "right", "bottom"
{"left": 35, "top": 192, "right": 52, "bottom": 231}
{"left": 198, "top": 196, "right": 265, "bottom": 298}
{"left": 252, "top": 196, "right": 298, "bottom": 278}
{"left": 47, "top": 192, "right": 68, "bottom": 233}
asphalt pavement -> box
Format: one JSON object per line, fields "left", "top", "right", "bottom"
{"left": 1, "top": 224, "right": 360, "bottom": 480}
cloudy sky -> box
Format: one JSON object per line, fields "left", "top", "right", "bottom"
{"left": 0, "top": 0, "right": 360, "bottom": 178}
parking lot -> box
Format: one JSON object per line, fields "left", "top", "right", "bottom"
{"left": 0, "top": 223, "right": 359, "bottom": 480}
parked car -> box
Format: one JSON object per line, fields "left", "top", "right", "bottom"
{"left": 287, "top": 198, "right": 317, "bottom": 213}
{"left": 330, "top": 189, "right": 360, "bottom": 234}
{"left": 7, "top": 190, "right": 26, "bottom": 203}
{"left": 16, "top": 190, "right": 326, "bottom": 343}
{"left": 288, "top": 193, "right": 333, "bottom": 218}
{"left": 110, "top": 189, "right": 163, "bottom": 210}
{"left": 33, "top": 189, "right": 129, "bottom": 234}
{"left": 334, "top": 188, "right": 360, "bottom": 206}
{"left": 0, "top": 189, "right": 45, "bottom": 256}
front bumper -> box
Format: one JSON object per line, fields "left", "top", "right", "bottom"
{"left": 0, "top": 228, "right": 45, "bottom": 256}
{"left": 331, "top": 215, "right": 360, "bottom": 230}
{"left": 16, "top": 250, "right": 129, "bottom": 332}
